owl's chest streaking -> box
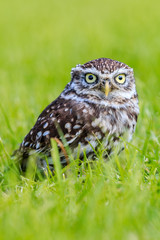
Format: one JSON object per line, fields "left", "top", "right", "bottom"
{"left": 19, "top": 96, "right": 138, "bottom": 171}
{"left": 69, "top": 101, "right": 137, "bottom": 160}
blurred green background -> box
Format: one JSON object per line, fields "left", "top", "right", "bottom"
{"left": 0, "top": 0, "right": 160, "bottom": 239}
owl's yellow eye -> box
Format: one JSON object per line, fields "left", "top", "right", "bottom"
{"left": 115, "top": 74, "right": 126, "bottom": 84}
{"left": 85, "top": 73, "right": 97, "bottom": 83}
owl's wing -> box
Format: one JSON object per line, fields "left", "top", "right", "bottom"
{"left": 16, "top": 97, "right": 99, "bottom": 171}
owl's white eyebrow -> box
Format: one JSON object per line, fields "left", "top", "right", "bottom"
{"left": 71, "top": 66, "right": 133, "bottom": 78}
{"left": 109, "top": 68, "right": 133, "bottom": 78}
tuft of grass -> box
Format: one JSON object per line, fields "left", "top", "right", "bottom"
{"left": 0, "top": 0, "right": 160, "bottom": 239}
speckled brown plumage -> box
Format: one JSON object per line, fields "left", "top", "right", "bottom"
{"left": 82, "top": 58, "right": 130, "bottom": 73}
{"left": 15, "top": 58, "right": 139, "bottom": 172}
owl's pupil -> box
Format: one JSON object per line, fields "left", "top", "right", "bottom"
{"left": 88, "top": 75, "right": 93, "bottom": 80}
{"left": 118, "top": 76, "right": 123, "bottom": 80}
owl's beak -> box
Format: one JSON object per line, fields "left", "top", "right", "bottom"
{"left": 105, "top": 82, "right": 110, "bottom": 97}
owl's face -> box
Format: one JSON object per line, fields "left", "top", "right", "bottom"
{"left": 68, "top": 58, "right": 136, "bottom": 102}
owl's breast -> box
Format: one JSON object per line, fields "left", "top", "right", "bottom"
{"left": 91, "top": 106, "right": 137, "bottom": 143}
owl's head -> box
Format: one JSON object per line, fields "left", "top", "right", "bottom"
{"left": 67, "top": 58, "right": 137, "bottom": 103}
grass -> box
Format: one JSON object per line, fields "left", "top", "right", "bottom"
{"left": 0, "top": 0, "right": 160, "bottom": 239}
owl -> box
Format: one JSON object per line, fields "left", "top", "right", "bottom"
{"left": 16, "top": 58, "right": 139, "bottom": 172}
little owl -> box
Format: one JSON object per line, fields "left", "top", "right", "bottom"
{"left": 16, "top": 58, "right": 139, "bottom": 172}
